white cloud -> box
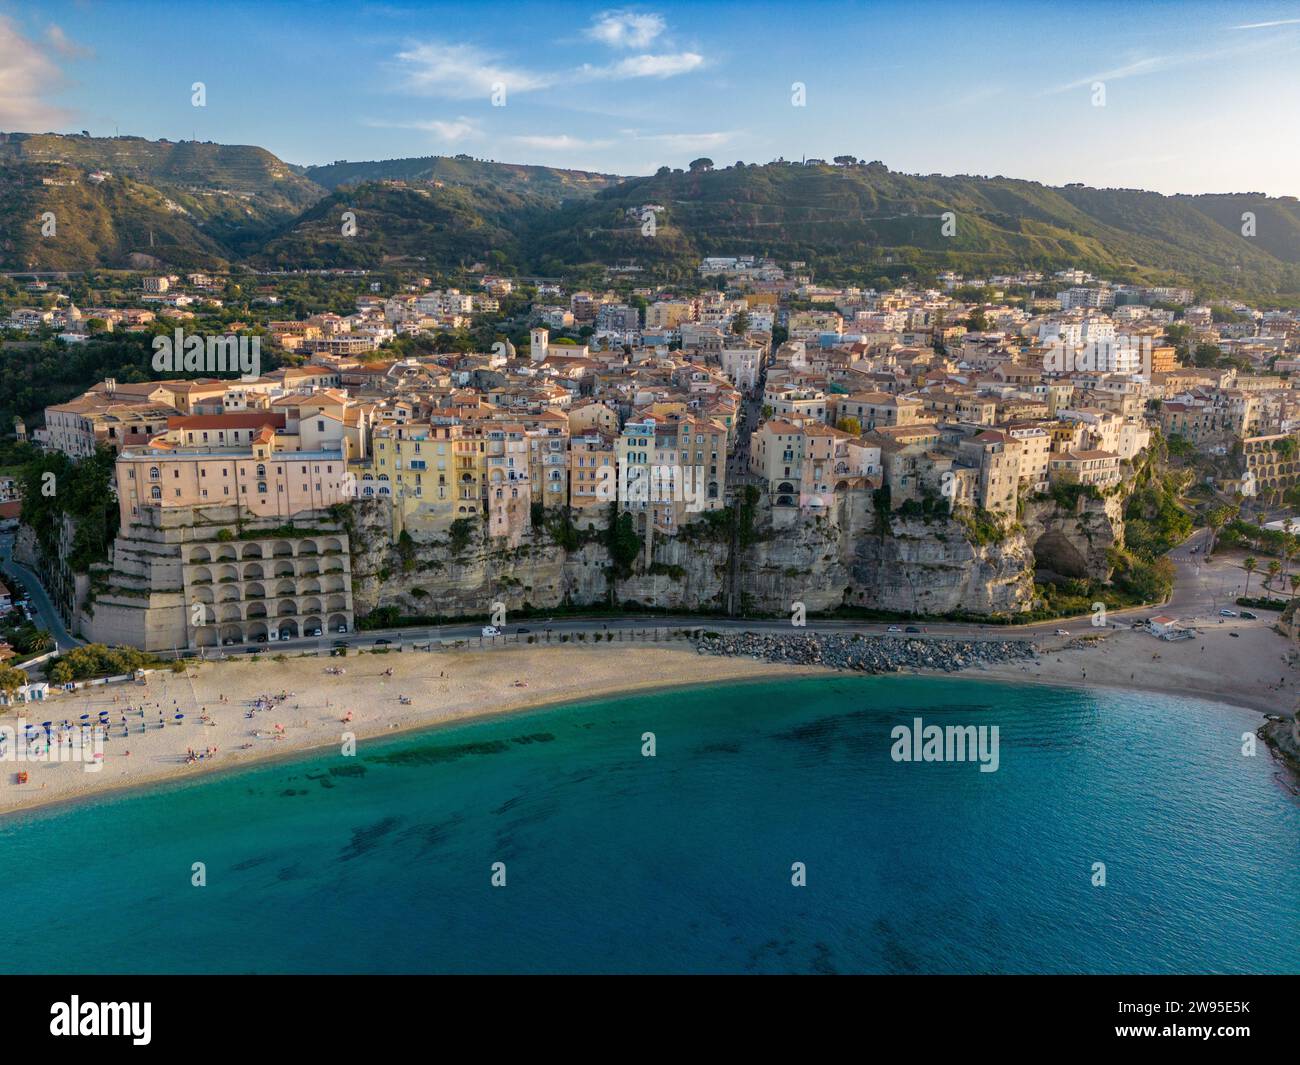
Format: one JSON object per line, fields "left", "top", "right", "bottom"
{"left": 580, "top": 52, "right": 705, "bottom": 80}
{"left": 46, "top": 25, "right": 93, "bottom": 60}
{"left": 393, "top": 41, "right": 555, "bottom": 99}
{"left": 365, "top": 116, "right": 482, "bottom": 143}
{"left": 585, "top": 11, "right": 666, "bottom": 49}
{"left": 391, "top": 34, "right": 704, "bottom": 100}
{"left": 1233, "top": 18, "right": 1300, "bottom": 29}
{"left": 0, "top": 17, "right": 79, "bottom": 130}
{"left": 512, "top": 133, "right": 613, "bottom": 151}
{"left": 1046, "top": 55, "right": 1173, "bottom": 94}
{"left": 627, "top": 129, "right": 737, "bottom": 150}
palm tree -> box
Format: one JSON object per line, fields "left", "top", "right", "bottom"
{"left": 1268, "top": 559, "right": 1282, "bottom": 592}
{"left": 1243, "top": 557, "right": 1257, "bottom": 596}
{"left": 1290, "top": 574, "right": 1300, "bottom": 600}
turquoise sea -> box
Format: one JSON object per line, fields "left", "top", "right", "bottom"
{"left": 1, "top": 675, "right": 1297, "bottom": 974}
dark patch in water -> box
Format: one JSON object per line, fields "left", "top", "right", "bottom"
{"left": 329, "top": 764, "right": 367, "bottom": 777}
{"left": 401, "top": 816, "right": 463, "bottom": 852}
{"left": 276, "top": 863, "right": 306, "bottom": 882}
{"left": 339, "top": 816, "right": 401, "bottom": 862}
{"left": 492, "top": 795, "right": 526, "bottom": 815}
{"left": 280, "top": 788, "right": 309, "bottom": 797}
{"left": 808, "top": 942, "right": 838, "bottom": 975}
{"left": 366, "top": 738, "right": 512, "bottom": 766}
{"left": 231, "top": 855, "right": 273, "bottom": 872}
{"left": 696, "top": 741, "right": 742, "bottom": 755}
{"left": 510, "top": 732, "right": 556, "bottom": 745}
{"left": 873, "top": 918, "right": 922, "bottom": 974}
{"left": 318, "top": 777, "right": 336, "bottom": 789}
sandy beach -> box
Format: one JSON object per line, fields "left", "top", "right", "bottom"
{"left": 0, "top": 644, "right": 829, "bottom": 817}
{"left": 974, "top": 614, "right": 1299, "bottom": 715}
{"left": 3, "top": 617, "right": 1296, "bottom": 817}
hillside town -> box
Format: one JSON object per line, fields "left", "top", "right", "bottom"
{"left": 6, "top": 259, "right": 1300, "bottom": 653}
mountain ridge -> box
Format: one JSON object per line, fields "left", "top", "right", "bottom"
{"left": 4, "top": 132, "right": 1300, "bottom": 302}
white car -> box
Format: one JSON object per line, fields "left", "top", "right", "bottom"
{"left": 1219, "top": 609, "right": 1237, "bottom": 618}
{"left": 1055, "top": 629, "right": 1070, "bottom": 636}
{"left": 481, "top": 625, "right": 502, "bottom": 637}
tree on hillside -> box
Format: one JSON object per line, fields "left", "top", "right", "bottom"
{"left": 688, "top": 158, "right": 714, "bottom": 172}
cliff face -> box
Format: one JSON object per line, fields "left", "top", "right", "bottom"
{"left": 1021, "top": 492, "right": 1126, "bottom": 583}
{"left": 348, "top": 489, "right": 1051, "bottom": 621}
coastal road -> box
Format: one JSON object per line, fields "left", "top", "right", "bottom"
{"left": 0, "top": 531, "right": 80, "bottom": 651}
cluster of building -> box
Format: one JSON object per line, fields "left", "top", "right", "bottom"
{"left": 17, "top": 257, "right": 1300, "bottom": 649}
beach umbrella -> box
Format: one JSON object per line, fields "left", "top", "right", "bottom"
{"left": 80, "top": 714, "right": 89, "bottom": 721}
{"left": 174, "top": 713, "right": 184, "bottom": 720}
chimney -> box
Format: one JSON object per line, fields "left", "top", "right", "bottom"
{"left": 104, "top": 377, "right": 117, "bottom": 395}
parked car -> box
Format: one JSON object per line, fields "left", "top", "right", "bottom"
{"left": 1055, "top": 629, "right": 1070, "bottom": 636}
{"left": 279, "top": 630, "right": 292, "bottom": 641}
{"left": 904, "top": 625, "right": 921, "bottom": 634}
{"left": 255, "top": 633, "right": 268, "bottom": 643}
{"left": 1219, "top": 609, "right": 1237, "bottom": 617}
{"left": 482, "top": 625, "right": 502, "bottom": 637}
{"left": 374, "top": 638, "right": 392, "bottom": 646}
{"left": 886, "top": 625, "right": 902, "bottom": 633}
{"left": 336, "top": 623, "right": 348, "bottom": 633}
{"left": 515, "top": 627, "right": 531, "bottom": 634}
{"left": 1241, "top": 610, "right": 1258, "bottom": 620}
{"left": 308, "top": 627, "right": 322, "bottom": 637}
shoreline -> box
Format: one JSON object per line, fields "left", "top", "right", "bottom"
{"left": 4, "top": 621, "right": 1297, "bottom": 820}
{"left": 0, "top": 646, "right": 831, "bottom": 821}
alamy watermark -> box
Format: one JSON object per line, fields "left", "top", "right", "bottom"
{"left": 0, "top": 719, "right": 105, "bottom": 772}
{"left": 890, "top": 716, "right": 1000, "bottom": 772}
{"left": 152, "top": 328, "right": 261, "bottom": 380}
{"left": 596, "top": 463, "right": 710, "bottom": 512}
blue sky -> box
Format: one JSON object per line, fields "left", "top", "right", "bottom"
{"left": 4, "top": 0, "right": 1300, "bottom": 194}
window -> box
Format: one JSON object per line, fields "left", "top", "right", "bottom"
{"left": 150, "top": 486, "right": 161, "bottom": 500}
{"left": 149, "top": 466, "right": 160, "bottom": 481}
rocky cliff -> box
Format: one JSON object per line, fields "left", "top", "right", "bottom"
{"left": 1021, "top": 490, "right": 1126, "bottom": 583}
{"left": 346, "top": 487, "right": 1060, "bottom": 623}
